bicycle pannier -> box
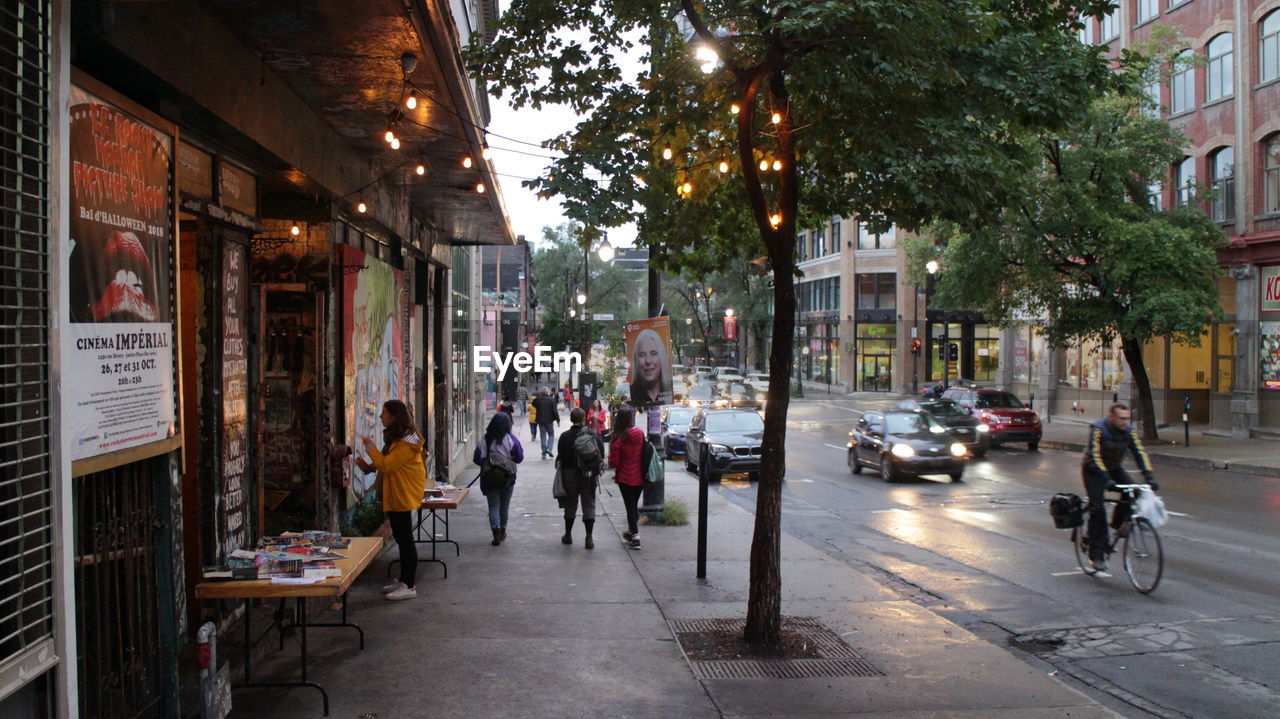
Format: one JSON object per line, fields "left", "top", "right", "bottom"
{"left": 1049, "top": 492, "right": 1083, "bottom": 529}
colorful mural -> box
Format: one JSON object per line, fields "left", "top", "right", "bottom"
{"left": 342, "top": 245, "right": 406, "bottom": 500}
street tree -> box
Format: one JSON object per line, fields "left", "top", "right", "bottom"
{"left": 907, "top": 89, "right": 1225, "bottom": 442}
{"left": 471, "top": 0, "right": 1116, "bottom": 645}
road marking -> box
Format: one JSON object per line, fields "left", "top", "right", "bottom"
{"left": 1050, "top": 570, "right": 1083, "bottom": 576}
{"left": 824, "top": 443, "right": 847, "bottom": 450}
{"left": 790, "top": 478, "right": 815, "bottom": 483}
{"left": 871, "top": 508, "right": 909, "bottom": 514}
{"left": 1166, "top": 510, "right": 1190, "bottom": 517}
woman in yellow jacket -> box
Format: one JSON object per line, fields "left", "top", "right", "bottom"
{"left": 357, "top": 399, "right": 427, "bottom": 601}
{"left": 527, "top": 398, "right": 538, "bottom": 442}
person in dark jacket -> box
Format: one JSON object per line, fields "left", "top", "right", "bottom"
{"left": 1080, "top": 403, "right": 1157, "bottom": 572}
{"left": 556, "top": 407, "right": 604, "bottom": 549}
{"left": 531, "top": 388, "right": 560, "bottom": 459}
{"left": 473, "top": 412, "right": 525, "bottom": 545}
{"left": 608, "top": 406, "right": 647, "bottom": 550}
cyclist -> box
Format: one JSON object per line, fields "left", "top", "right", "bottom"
{"left": 1081, "top": 403, "right": 1157, "bottom": 572}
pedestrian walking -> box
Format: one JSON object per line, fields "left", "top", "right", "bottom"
{"left": 562, "top": 382, "right": 574, "bottom": 408}
{"left": 355, "top": 399, "right": 427, "bottom": 601}
{"left": 516, "top": 386, "right": 528, "bottom": 416}
{"left": 586, "top": 399, "right": 609, "bottom": 437}
{"left": 608, "top": 405, "right": 646, "bottom": 550}
{"left": 556, "top": 407, "right": 604, "bottom": 549}
{"left": 527, "top": 396, "right": 538, "bottom": 442}
{"left": 473, "top": 412, "right": 524, "bottom": 546}
{"left": 531, "top": 388, "right": 560, "bottom": 459}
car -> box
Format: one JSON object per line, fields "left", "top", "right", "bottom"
{"left": 684, "top": 384, "right": 717, "bottom": 409}
{"left": 746, "top": 372, "right": 769, "bottom": 385}
{"left": 661, "top": 406, "right": 698, "bottom": 457}
{"left": 714, "top": 373, "right": 746, "bottom": 392}
{"left": 723, "top": 383, "right": 758, "bottom": 409}
{"left": 693, "top": 365, "right": 714, "bottom": 375}
{"left": 684, "top": 408, "right": 764, "bottom": 482}
{"left": 941, "top": 388, "right": 1042, "bottom": 450}
{"left": 893, "top": 398, "right": 990, "bottom": 457}
{"left": 847, "top": 410, "right": 967, "bottom": 482}
{"left": 709, "top": 366, "right": 741, "bottom": 380}
{"left": 920, "top": 378, "right": 981, "bottom": 399}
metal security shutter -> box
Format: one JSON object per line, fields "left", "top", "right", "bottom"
{"left": 0, "top": 0, "right": 54, "bottom": 691}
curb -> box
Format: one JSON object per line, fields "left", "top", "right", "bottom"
{"left": 1038, "top": 439, "right": 1278, "bottom": 477}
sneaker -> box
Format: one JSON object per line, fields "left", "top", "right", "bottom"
{"left": 381, "top": 580, "right": 403, "bottom": 594}
{"left": 385, "top": 586, "right": 418, "bottom": 601}
{"left": 623, "top": 531, "right": 634, "bottom": 542}
{"left": 629, "top": 538, "right": 642, "bottom": 550}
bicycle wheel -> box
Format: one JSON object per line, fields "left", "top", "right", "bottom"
{"left": 1123, "top": 517, "right": 1163, "bottom": 594}
{"left": 1073, "top": 526, "right": 1096, "bottom": 576}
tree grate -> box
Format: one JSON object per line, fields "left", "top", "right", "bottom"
{"left": 670, "top": 617, "right": 884, "bottom": 679}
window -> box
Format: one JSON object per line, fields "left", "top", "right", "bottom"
{"left": 1263, "top": 11, "right": 1280, "bottom": 84}
{"left": 1147, "top": 178, "right": 1164, "bottom": 210}
{"left": 1170, "top": 50, "right": 1194, "bottom": 113}
{"left": 1139, "top": 0, "right": 1159, "bottom": 23}
{"left": 811, "top": 226, "right": 826, "bottom": 258}
{"left": 798, "top": 277, "right": 840, "bottom": 313}
{"left": 1265, "top": 136, "right": 1280, "bottom": 214}
{"left": 1176, "top": 156, "right": 1196, "bottom": 206}
{"left": 1100, "top": 10, "right": 1119, "bottom": 42}
{"left": 1205, "top": 34, "right": 1233, "bottom": 102}
{"left": 1143, "top": 77, "right": 1162, "bottom": 116}
{"left": 1078, "top": 19, "right": 1094, "bottom": 45}
{"left": 1209, "top": 146, "right": 1234, "bottom": 222}
{"left": 857, "top": 222, "right": 894, "bottom": 250}
{"left": 856, "top": 273, "right": 896, "bottom": 310}
{"left": 830, "top": 217, "right": 841, "bottom": 251}
{"left": 796, "top": 231, "right": 807, "bottom": 262}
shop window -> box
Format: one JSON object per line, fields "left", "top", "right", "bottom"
{"left": 1261, "top": 10, "right": 1279, "bottom": 84}
{"left": 1170, "top": 50, "right": 1194, "bottom": 113}
{"left": 1265, "top": 135, "right": 1280, "bottom": 215}
{"left": 1205, "top": 34, "right": 1233, "bottom": 102}
{"left": 1011, "top": 329, "right": 1031, "bottom": 384}
{"left": 451, "top": 247, "right": 474, "bottom": 446}
{"left": 1169, "top": 333, "right": 1212, "bottom": 389}
{"left": 1030, "top": 327, "right": 1046, "bottom": 385}
{"left": 1209, "top": 146, "right": 1234, "bottom": 222}
{"left": 1176, "top": 155, "right": 1196, "bottom": 206}
{"left": 973, "top": 324, "right": 999, "bottom": 382}
{"left": 1215, "top": 323, "right": 1236, "bottom": 392}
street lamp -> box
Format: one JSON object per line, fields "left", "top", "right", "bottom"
{"left": 576, "top": 292, "right": 587, "bottom": 305}
{"left": 597, "top": 238, "right": 615, "bottom": 263}
{"left": 926, "top": 260, "right": 952, "bottom": 392}
{"left": 569, "top": 308, "right": 576, "bottom": 318}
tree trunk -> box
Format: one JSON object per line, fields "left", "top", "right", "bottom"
{"left": 1120, "top": 334, "right": 1159, "bottom": 442}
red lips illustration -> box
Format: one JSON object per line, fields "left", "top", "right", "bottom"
{"left": 90, "top": 231, "right": 159, "bottom": 321}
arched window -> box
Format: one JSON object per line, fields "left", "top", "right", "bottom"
{"left": 1176, "top": 156, "right": 1196, "bottom": 206}
{"left": 1205, "top": 34, "right": 1233, "bottom": 101}
{"left": 1209, "top": 146, "right": 1234, "bottom": 222}
{"left": 1262, "top": 10, "right": 1280, "bottom": 84}
{"left": 1265, "top": 135, "right": 1280, "bottom": 215}
{"left": 1170, "top": 50, "right": 1194, "bottom": 113}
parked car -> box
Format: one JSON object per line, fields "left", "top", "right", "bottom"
{"left": 714, "top": 373, "right": 746, "bottom": 392}
{"left": 684, "top": 409, "right": 764, "bottom": 482}
{"left": 684, "top": 384, "right": 717, "bottom": 409}
{"left": 940, "top": 388, "right": 1041, "bottom": 450}
{"left": 847, "top": 410, "right": 967, "bottom": 482}
{"left": 709, "top": 366, "right": 741, "bottom": 380}
{"left": 661, "top": 406, "right": 697, "bottom": 458}
{"left": 893, "top": 398, "right": 990, "bottom": 457}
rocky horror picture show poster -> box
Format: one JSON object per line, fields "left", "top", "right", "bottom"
{"left": 63, "top": 84, "right": 177, "bottom": 463}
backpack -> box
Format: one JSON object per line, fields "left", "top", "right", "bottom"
{"left": 481, "top": 437, "right": 517, "bottom": 490}
{"left": 572, "top": 429, "right": 602, "bottom": 475}
{"left": 641, "top": 438, "right": 663, "bottom": 485}
{"left": 1049, "top": 492, "right": 1084, "bottom": 529}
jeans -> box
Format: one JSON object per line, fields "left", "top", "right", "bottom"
{"left": 486, "top": 482, "right": 514, "bottom": 529}
{"left": 538, "top": 423, "right": 555, "bottom": 456}
{"left": 386, "top": 511, "right": 417, "bottom": 588}
{"left": 530, "top": 422, "right": 537, "bottom": 441}
{"left": 619, "top": 483, "right": 644, "bottom": 535}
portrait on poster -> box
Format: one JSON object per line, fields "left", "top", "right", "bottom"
{"left": 623, "top": 317, "right": 674, "bottom": 408}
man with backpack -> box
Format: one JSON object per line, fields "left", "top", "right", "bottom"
{"left": 556, "top": 407, "right": 604, "bottom": 548}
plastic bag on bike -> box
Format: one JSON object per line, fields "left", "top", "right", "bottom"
{"left": 1134, "top": 487, "right": 1167, "bottom": 528}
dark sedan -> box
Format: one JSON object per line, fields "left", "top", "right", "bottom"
{"left": 894, "top": 398, "right": 990, "bottom": 457}
{"left": 724, "top": 383, "right": 759, "bottom": 410}
{"left": 684, "top": 384, "right": 718, "bottom": 409}
{"left": 661, "top": 406, "right": 697, "bottom": 458}
{"left": 684, "top": 409, "right": 764, "bottom": 482}
{"left": 847, "top": 410, "right": 967, "bottom": 482}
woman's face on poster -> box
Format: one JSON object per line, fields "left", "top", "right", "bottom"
{"left": 636, "top": 334, "right": 662, "bottom": 385}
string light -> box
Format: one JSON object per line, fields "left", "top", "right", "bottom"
{"left": 730, "top": 103, "right": 740, "bottom": 115}
{"left": 415, "top": 164, "right": 426, "bottom": 175}
{"left": 771, "top": 112, "right": 782, "bottom": 124}
{"left": 769, "top": 213, "right": 781, "bottom": 226}
{"left": 759, "top": 159, "right": 769, "bottom": 171}
{"left": 475, "top": 182, "right": 486, "bottom": 194}
{"left": 290, "top": 224, "right": 300, "bottom": 236}
{"left": 384, "top": 129, "right": 395, "bottom": 143}
{"left": 662, "top": 146, "right": 673, "bottom": 161}
{"left": 357, "top": 201, "right": 367, "bottom": 213}
{"left": 718, "top": 161, "right": 729, "bottom": 173}
{"left": 405, "top": 91, "right": 417, "bottom": 110}
{"left": 463, "top": 156, "right": 473, "bottom": 168}
{"left": 772, "top": 159, "right": 782, "bottom": 171}
{"left": 390, "top": 137, "right": 401, "bottom": 150}
{"left": 481, "top": 146, "right": 493, "bottom": 160}
{"left": 681, "top": 181, "right": 693, "bottom": 194}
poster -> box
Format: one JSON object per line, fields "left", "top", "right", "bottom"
{"left": 64, "top": 84, "right": 177, "bottom": 463}
{"left": 1262, "top": 322, "right": 1280, "bottom": 390}
{"left": 623, "top": 316, "right": 674, "bottom": 407}
{"left": 342, "top": 246, "right": 406, "bottom": 499}
{"left": 221, "top": 241, "right": 249, "bottom": 555}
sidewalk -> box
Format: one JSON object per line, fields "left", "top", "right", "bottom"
{"left": 229, "top": 435, "right": 1117, "bottom": 718}
{"left": 1037, "top": 415, "right": 1280, "bottom": 477}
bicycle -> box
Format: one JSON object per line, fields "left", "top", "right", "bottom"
{"left": 1070, "top": 483, "right": 1164, "bottom": 594}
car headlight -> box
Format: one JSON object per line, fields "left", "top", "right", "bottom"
{"left": 950, "top": 443, "right": 967, "bottom": 457}
{"left": 756, "top": 393, "right": 765, "bottom": 400}
{"left": 929, "top": 425, "right": 946, "bottom": 434}
{"left": 709, "top": 443, "right": 730, "bottom": 454}
{"left": 976, "top": 423, "right": 989, "bottom": 432}
{"left": 891, "top": 443, "right": 915, "bottom": 458}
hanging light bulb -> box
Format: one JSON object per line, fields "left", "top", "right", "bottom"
{"left": 772, "top": 159, "right": 782, "bottom": 171}
{"left": 662, "top": 146, "right": 673, "bottom": 161}
{"left": 769, "top": 213, "right": 781, "bottom": 227}
{"left": 290, "top": 224, "right": 300, "bottom": 236}
{"left": 390, "top": 137, "right": 401, "bottom": 150}
{"left": 384, "top": 129, "right": 395, "bottom": 143}
{"left": 718, "top": 161, "right": 729, "bottom": 173}
{"left": 482, "top": 146, "right": 493, "bottom": 160}
{"left": 475, "top": 182, "right": 486, "bottom": 194}
{"left": 772, "top": 112, "right": 782, "bottom": 124}
{"left": 681, "top": 181, "right": 693, "bottom": 194}
{"left": 759, "top": 159, "right": 769, "bottom": 172}
{"left": 357, "top": 201, "right": 367, "bottom": 213}
{"left": 405, "top": 91, "right": 417, "bottom": 110}
{"left": 462, "top": 156, "right": 473, "bottom": 168}
{"left": 415, "top": 163, "right": 426, "bottom": 176}
{"left": 730, "top": 103, "right": 740, "bottom": 115}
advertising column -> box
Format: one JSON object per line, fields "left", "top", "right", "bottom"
{"left": 64, "top": 82, "right": 178, "bottom": 471}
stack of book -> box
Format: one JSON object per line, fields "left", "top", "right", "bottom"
{"left": 202, "top": 531, "right": 349, "bottom": 581}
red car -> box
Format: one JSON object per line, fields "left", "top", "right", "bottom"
{"left": 941, "top": 388, "right": 1041, "bottom": 450}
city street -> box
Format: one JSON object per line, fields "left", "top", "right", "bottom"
{"left": 706, "top": 399, "right": 1280, "bottom": 719}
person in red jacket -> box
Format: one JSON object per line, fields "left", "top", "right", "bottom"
{"left": 608, "top": 405, "right": 646, "bottom": 550}
{"left": 585, "top": 399, "right": 609, "bottom": 436}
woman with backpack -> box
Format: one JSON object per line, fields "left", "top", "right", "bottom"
{"left": 556, "top": 407, "right": 604, "bottom": 549}
{"left": 356, "top": 399, "right": 428, "bottom": 601}
{"left": 608, "top": 406, "right": 647, "bottom": 550}
{"left": 473, "top": 412, "right": 524, "bottom": 546}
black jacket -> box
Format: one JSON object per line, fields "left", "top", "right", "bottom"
{"left": 1082, "top": 418, "right": 1154, "bottom": 478}
{"left": 532, "top": 394, "right": 560, "bottom": 424}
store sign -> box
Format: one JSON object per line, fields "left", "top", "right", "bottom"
{"left": 1263, "top": 266, "right": 1280, "bottom": 312}
{"left": 218, "top": 161, "right": 257, "bottom": 218}
{"left": 177, "top": 141, "right": 213, "bottom": 201}
{"left": 64, "top": 84, "right": 177, "bottom": 465}
{"left": 724, "top": 315, "right": 737, "bottom": 341}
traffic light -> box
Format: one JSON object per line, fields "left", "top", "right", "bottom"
{"left": 910, "top": 338, "right": 921, "bottom": 357}
{"left": 947, "top": 343, "right": 960, "bottom": 362}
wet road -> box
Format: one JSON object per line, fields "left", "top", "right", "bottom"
{"left": 701, "top": 398, "right": 1280, "bottom": 719}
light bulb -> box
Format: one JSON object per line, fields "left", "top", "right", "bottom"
{"left": 718, "top": 161, "right": 729, "bottom": 173}
{"left": 390, "top": 137, "right": 401, "bottom": 150}
{"left": 482, "top": 147, "right": 492, "bottom": 160}
{"left": 463, "top": 156, "right": 473, "bottom": 168}
{"left": 759, "top": 159, "right": 769, "bottom": 171}
{"left": 416, "top": 164, "right": 426, "bottom": 175}
{"left": 476, "top": 182, "right": 486, "bottom": 194}
{"left": 730, "top": 103, "right": 740, "bottom": 115}
{"left": 662, "top": 146, "right": 673, "bottom": 161}
{"left": 405, "top": 93, "right": 417, "bottom": 110}
{"left": 384, "top": 129, "right": 395, "bottom": 143}
{"left": 290, "top": 224, "right": 300, "bottom": 236}
{"left": 772, "top": 159, "right": 782, "bottom": 171}
{"left": 681, "top": 181, "right": 692, "bottom": 194}
{"left": 770, "top": 213, "right": 781, "bottom": 226}
{"left": 771, "top": 112, "right": 782, "bottom": 124}
{"left": 357, "top": 201, "right": 367, "bottom": 213}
